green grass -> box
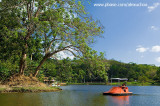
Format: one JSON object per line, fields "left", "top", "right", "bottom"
{"left": 67, "top": 81, "right": 157, "bottom": 86}
{"left": 0, "top": 86, "right": 62, "bottom": 93}
{"left": 13, "top": 86, "right": 61, "bottom": 92}
{"left": 0, "top": 88, "right": 6, "bottom": 92}
{"left": 108, "top": 81, "right": 154, "bottom": 86}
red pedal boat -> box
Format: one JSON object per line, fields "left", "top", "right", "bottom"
{"left": 103, "top": 78, "right": 133, "bottom": 96}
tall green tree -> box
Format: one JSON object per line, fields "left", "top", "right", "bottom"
{"left": 80, "top": 50, "right": 109, "bottom": 82}
{"left": 0, "top": 0, "right": 104, "bottom": 77}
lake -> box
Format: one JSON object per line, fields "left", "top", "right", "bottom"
{"left": 0, "top": 85, "right": 160, "bottom": 106}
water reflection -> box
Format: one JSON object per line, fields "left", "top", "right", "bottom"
{"left": 0, "top": 93, "right": 43, "bottom": 106}
{"left": 111, "top": 96, "right": 130, "bottom": 106}
{"left": 40, "top": 91, "right": 108, "bottom": 106}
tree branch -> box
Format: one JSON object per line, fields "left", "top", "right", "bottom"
{"left": 64, "top": 48, "right": 78, "bottom": 57}
{"left": 49, "top": 45, "right": 73, "bottom": 56}
{"left": 0, "top": 1, "right": 27, "bottom": 13}
{"left": 46, "top": 38, "right": 61, "bottom": 53}
{"left": 34, "top": 1, "right": 51, "bottom": 17}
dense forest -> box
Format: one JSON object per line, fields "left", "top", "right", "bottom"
{"left": 1, "top": 52, "right": 160, "bottom": 84}
{"left": 108, "top": 60, "right": 160, "bottom": 83}
{"left": 0, "top": 54, "right": 109, "bottom": 83}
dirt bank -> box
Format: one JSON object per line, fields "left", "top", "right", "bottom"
{"left": 0, "top": 74, "right": 62, "bottom": 93}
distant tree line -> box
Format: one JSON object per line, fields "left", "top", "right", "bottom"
{"left": 108, "top": 60, "right": 160, "bottom": 83}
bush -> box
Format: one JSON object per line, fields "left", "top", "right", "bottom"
{"left": 38, "top": 74, "right": 45, "bottom": 82}
{"left": 0, "top": 64, "right": 10, "bottom": 81}
{"left": 129, "top": 78, "right": 134, "bottom": 82}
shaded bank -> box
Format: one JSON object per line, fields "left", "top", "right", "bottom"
{"left": 0, "top": 75, "right": 62, "bottom": 93}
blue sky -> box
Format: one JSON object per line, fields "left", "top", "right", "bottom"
{"left": 83, "top": 0, "right": 160, "bottom": 65}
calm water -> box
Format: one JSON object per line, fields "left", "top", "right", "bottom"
{"left": 0, "top": 85, "right": 160, "bottom": 106}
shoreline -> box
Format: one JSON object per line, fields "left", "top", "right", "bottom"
{"left": 67, "top": 82, "right": 160, "bottom": 86}
{"left": 0, "top": 86, "right": 62, "bottom": 93}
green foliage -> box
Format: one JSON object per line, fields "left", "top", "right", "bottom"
{"left": 0, "top": 0, "right": 104, "bottom": 77}
{"left": 42, "top": 60, "right": 57, "bottom": 77}
{"left": 129, "top": 78, "right": 134, "bottom": 82}
{"left": 0, "top": 66, "right": 10, "bottom": 81}
{"left": 0, "top": 60, "right": 18, "bottom": 81}
{"left": 38, "top": 74, "right": 45, "bottom": 82}
{"left": 138, "top": 75, "right": 148, "bottom": 83}
{"left": 154, "top": 67, "right": 160, "bottom": 81}
{"left": 108, "top": 60, "right": 159, "bottom": 83}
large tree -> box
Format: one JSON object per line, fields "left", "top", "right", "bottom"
{"left": 0, "top": 0, "right": 103, "bottom": 77}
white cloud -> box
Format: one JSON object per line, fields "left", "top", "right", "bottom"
{"left": 148, "top": 3, "right": 160, "bottom": 12}
{"left": 156, "top": 57, "right": 160, "bottom": 62}
{"left": 150, "top": 26, "right": 159, "bottom": 31}
{"left": 52, "top": 42, "right": 75, "bottom": 60}
{"left": 136, "top": 45, "right": 160, "bottom": 53}
{"left": 151, "top": 45, "right": 160, "bottom": 52}
{"left": 56, "top": 51, "right": 74, "bottom": 60}
{"left": 136, "top": 46, "right": 149, "bottom": 53}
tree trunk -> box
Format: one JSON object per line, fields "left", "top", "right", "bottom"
{"left": 33, "top": 54, "right": 50, "bottom": 77}
{"left": 19, "top": 37, "right": 29, "bottom": 75}
{"left": 18, "top": 2, "right": 35, "bottom": 75}
{"left": 31, "top": 54, "right": 32, "bottom": 61}
{"left": 33, "top": 48, "right": 68, "bottom": 77}
{"left": 19, "top": 53, "right": 27, "bottom": 75}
